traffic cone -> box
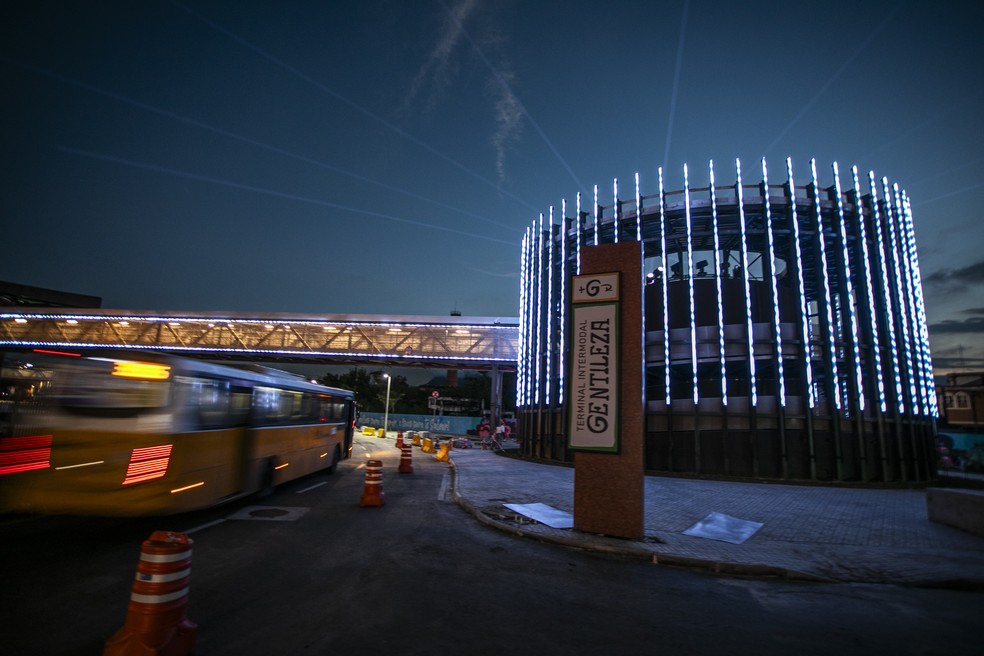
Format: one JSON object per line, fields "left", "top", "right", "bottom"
{"left": 104, "top": 531, "right": 197, "bottom": 656}
{"left": 435, "top": 441, "right": 450, "bottom": 462}
{"left": 359, "top": 459, "right": 385, "bottom": 507}
{"left": 395, "top": 432, "right": 404, "bottom": 448}
{"left": 398, "top": 443, "right": 414, "bottom": 474}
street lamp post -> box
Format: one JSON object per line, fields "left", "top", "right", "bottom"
{"left": 383, "top": 373, "right": 391, "bottom": 438}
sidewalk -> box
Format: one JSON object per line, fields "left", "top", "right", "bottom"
{"left": 446, "top": 446, "right": 984, "bottom": 588}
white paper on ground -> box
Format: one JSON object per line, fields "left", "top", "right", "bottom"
{"left": 682, "top": 511, "right": 764, "bottom": 544}
{"left": 503, "top": 502, "right": 574, "bottom": 529}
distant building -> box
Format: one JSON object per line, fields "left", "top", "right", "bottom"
{"left": 938, "top": 373, "right": 984, "bottom": 430}
{"left": 0, "top": 280, "right": 101, "bottom": 308}
{"left": 517, "top": 158, "right": 937, "bottom": 484}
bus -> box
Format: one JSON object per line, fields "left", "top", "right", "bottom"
{"left": 0, "top": 350, "right": 356, "bottom": 516}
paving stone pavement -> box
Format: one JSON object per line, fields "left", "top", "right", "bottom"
{"left": 445, "top": 445, "right": 984, "bottom": 588}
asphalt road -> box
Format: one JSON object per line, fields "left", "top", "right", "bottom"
{"left": 3, "top": 435, "right": 982, "bottom": 655}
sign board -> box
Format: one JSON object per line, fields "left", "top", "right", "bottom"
{"left": 572, "top": 272, "right": 619, "bottom": 303}
{"left": 569, "top": 272, "right": 620, "bottom": 452}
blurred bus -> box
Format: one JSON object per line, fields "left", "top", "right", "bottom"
{"left": 0, "top": 350, "right": 356, "bottom": 516}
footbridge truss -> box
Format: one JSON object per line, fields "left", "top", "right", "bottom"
{"left": 0, "top": 309, "right": 519, "bottom": 369}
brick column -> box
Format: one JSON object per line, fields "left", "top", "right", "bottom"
{"left": 573, "top": 241, "right": 645, "bottom": 539}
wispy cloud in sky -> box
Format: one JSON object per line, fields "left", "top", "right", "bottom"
{"left": 403, "top": 0, "right": 478, "bottom": 114}
{"left": 407, "top": 0, "right": 580, "bottom": 192}
{"left": 488, "top": 63, "right": 523, "bottom": 187}
{"left": 928, "top": 317, "right": 984, "bottom": 335}
{"left": 173, "top": 0, "right": 536, "bottom": 212}
{"left": 925, "top": 258, "right": 984, "bottom": 289}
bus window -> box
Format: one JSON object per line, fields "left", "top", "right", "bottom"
{"left": 55, "top": 359, "right": 171, "bottom": 418}
{"left": 252, "top": 387, "right": 280, "bottom": 425}
{"left": 229, "top": 387, "right": 250, "bottom": 426}
{"left": 180, "top": 378, "right": 250, "bottom": 429}
{"left": 190, "top": 379, "right": 231, "bottom": 428}
{"left": 313, "top": 395, "right": 336, "bottom": 422}
{"left": 284, "top": 390, "right": 303, "bottom": 423}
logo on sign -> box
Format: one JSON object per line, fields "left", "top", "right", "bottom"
{"left": 572, "top": 272, "right": 619, "bottom": 304}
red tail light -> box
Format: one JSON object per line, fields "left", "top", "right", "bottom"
{"left": 0, "top": 434, "right": 53, "bottom": 475}
{"left": 122, "top": 444, "right": 173, "bottom": 485}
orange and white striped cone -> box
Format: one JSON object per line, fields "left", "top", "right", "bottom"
{"left": 104, "top": 531, "right": 197, "bottom": 656}
{"left": 398, "top": 442, "right": 414, "bottom": 474}
{"left": 395, "top": 432, "right": 404, "bottom": 448}
{"left": 359, "top": 459, "right": 385, "bottom": 506}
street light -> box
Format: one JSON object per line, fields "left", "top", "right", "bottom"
{"left": 383, "top": 373, "right": 391, "bottom": 438}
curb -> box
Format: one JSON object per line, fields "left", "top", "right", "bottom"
{"left": 447, "top": 458, "right": 827, "bottom": 582}
{"left": 446, "top": 456, "right": 984, "bottom": 589}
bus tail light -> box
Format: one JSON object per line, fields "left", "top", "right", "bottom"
{"left": 0, "top": 434, "right": 53, "bottom": 475}
{"left": 122, "top": 444, "right": 173, "bottom": 485}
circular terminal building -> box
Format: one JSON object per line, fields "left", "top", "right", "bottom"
{"left": 517, "top": 158, "right": 937, "bottom": 483}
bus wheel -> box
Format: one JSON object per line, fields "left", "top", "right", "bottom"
{"left": 325, "top": 446, "right": 341, "bottom": 475}
{"left": 257, "top": 458, "right": 275, "bottom": 498}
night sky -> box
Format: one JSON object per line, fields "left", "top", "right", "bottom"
{"left": 3, "top": 1, "right": 983, "bottom": 372}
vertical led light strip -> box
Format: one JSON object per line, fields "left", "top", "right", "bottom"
{"left": 787, "top": 159, "right": 815, "bottom": 408}
{"left": 684, "top": 164, "right": 698, "bottom": 404}
{"left": 892, "top": 183, "right": 925, "bottom": 414}
{"left": 613, "top": 178, "right": 620, "bottom": 243}
{"left": 902, "top": 192, "right": 938, "bottom": 417}
{"left": 709, "top": 161, "right": 727, "bottom": 404}
{"left": 659, "top": 167, "right": 671, "bottom": 404}
{"left": 903, "top": 187, "right": 931, "bottom": 415}
{"left": 526, "top": 225, "right": 537, "bottom": 407}
{"left": 525, "top": 224, "right": 538, "bottom": 408}
{"left": 832, "top": 163, "right": 864, "bottom": 413}
{"left": 897, "top": 185, "right": 931, "bottom": 415}
{"left": 852, "top": 166, "right": 886, "bottom": 413}
{"left": 545, "top": 208, "right": 555, "bottom": 406}
{"left": 535, "top": 213, "right": 545, "bottom": 405}
{"left": 576, "top": 192, "right": 583, "bottom": 275}
{"left": 635, "top": 172, "right": 643, "bottom": 241}
{"left": 810, "top": 159, "right": 840, "bottom": 411}
{"left": 735, "top": 159, "right": 758, "bottom": 406}
{"left": 523, "top": 224, "right": 535, "bottom": 406}
{"left": 559, "top": 201, "right": 568, "bottom": 406}
{"left": 593, "top": 184, "right": 600, "bottom": 246}
{"left": 518, "top": 229, "right": 530, "bottom": 406}
{"left": 869, "top": 172, "right": 904, "bottom": 413}
{"left": 883, "top": 177, "right": 917, "bottom": 413}
{"left": 762, "top": 159, "right": 786, "bottom": 406}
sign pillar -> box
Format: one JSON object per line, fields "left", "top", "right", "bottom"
{"left": 571, "top": 241, "right": 644, "bottom": 539}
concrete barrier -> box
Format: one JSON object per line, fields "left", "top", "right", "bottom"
{"left": 927, "top": 488, "right": 984, "bottom": 538}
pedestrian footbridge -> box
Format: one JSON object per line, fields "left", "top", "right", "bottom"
{"left": 0, "top": 309, "right": 519, "bottom": 369}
